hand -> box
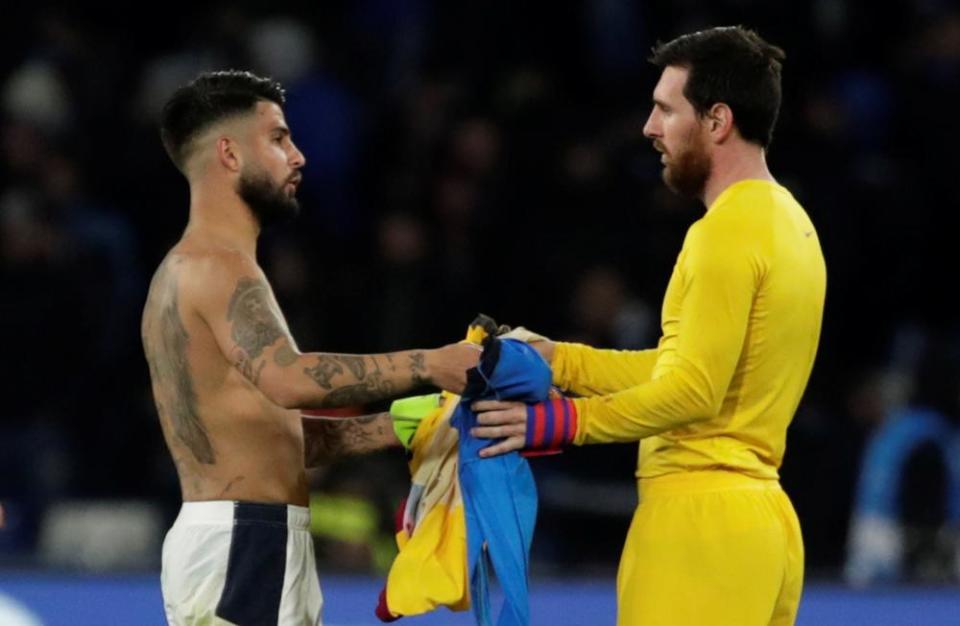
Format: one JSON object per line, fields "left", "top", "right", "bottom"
{"left": 470, "top": 400, "right": 528, "bottom": 457}
{"left": 472, "top": 395, "right": 578, "bottom": 458}
{"left": 427, "top": 342, "right": 482, "bottom": 393}
{"left": 496, "top": 326, "right": 556, "bottom": 363}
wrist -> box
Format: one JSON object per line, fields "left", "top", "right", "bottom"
{"left": 525, "top": 397, "right": 578, "bottom": 450}
{"left": 416, "top": 349, "right": 435, "bottom": 387}
{"left": 533, "top": 340, "right": 556, "bottom": 364}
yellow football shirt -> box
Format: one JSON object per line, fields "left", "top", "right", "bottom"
{"left": 552, "top": 179, "right": 826, "bottom": 479}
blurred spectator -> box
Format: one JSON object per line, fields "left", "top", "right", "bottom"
{"left": 564, "top": 265, "right": 654, "bottom": 350}
{"left": 845, "top": 329, "right": 960, "bottom": 586}
{"left": 248, "top": 15, "right": 367, "bottom": 240}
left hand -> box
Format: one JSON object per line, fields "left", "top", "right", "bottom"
{"left": 470, "top": 400, "right": 528, "bottom": 457}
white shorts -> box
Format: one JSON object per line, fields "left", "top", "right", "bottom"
{"left": 161, "top": 501, "right": 323, "bottom": 626}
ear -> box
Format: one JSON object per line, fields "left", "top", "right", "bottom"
{"left": 216, "top": 136, "right": 242, "bottom": 173}
{"left": 706, "top": 103, "right": 735, "bottom": 143}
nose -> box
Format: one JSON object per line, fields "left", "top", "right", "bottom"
{"left": 642, "top": 108, "right": 659, "bottom": 140}
{"left": 290, "top": 142, "right": 306, "bottom": 169}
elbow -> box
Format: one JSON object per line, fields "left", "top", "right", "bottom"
{"left": 266, "top": 387, "right": 302, "bottom": 410}
{"left": 685, "top": 398, "right": 717, "bottom": 424}
{"left": 671, "top": 362, "right": 721, "bottom": 424}
{"left": 258, "top": 373, "right": 304, "bottom": 410}
{"left": 669, "top": 387, "right": 715, "bottom": 425}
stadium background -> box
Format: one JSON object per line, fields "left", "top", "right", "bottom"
{"left": 1, "top": 1, "right": 958, "bottom": 624}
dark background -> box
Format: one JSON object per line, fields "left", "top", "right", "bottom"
{"left": 1, "top": 0, "right": 958, "bottom": 581}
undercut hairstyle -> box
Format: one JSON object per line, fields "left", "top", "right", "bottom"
{"left": 650, "top": 26, "right": 785, "bottom": 149}
{"left": 159, "top": 70, "right": 286, "bottom": 173}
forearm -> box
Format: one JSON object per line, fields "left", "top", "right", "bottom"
{"left": 572, "top": 359, "right": 715, "bottom": 445}
{"left": 551, "top": 342, "right": 659, "bottom": 396}
{"left": 302, "top": 412, "right": 398, "bottom": 467}
{"left": 261, "top": 347, "right": 430, "bottom": 410}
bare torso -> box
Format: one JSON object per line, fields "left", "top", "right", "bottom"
{"left": 142, "top": 242, "right": 309, "bottom": 506}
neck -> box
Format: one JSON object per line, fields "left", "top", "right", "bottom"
{"left": 702, "top": 142, "right": 775, "bottom": 209}
{"left": 185, "top": 177, "right": 260, "bottom": 257}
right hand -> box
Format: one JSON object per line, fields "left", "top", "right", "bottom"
{"left": 497, "top": 325, "right": 556, "bottom": 363}
{"left": 427, "top": 342, "right": 483, "bottom": 393}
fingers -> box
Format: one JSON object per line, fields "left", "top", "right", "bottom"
{"left": 472, "top": 400, "right": 523, "bottom": 412}
{"left": 471, "top": 422, "right": 526, "bottom": 439}
{"left": 475, "top": 408, "right": 525, "bottom": 427}
{"left": 478, "top": 436, "right": 525, "bottom": 458}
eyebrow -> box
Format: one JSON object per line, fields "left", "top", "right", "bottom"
{"left": 270, "top": 126, "right": 291, "bottom": 137}
{"left": 652, "top": 98, "right": 670, "bottom": 110}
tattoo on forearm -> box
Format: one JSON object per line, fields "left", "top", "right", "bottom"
{"left": 317, "top": 375, "right": 396, "bottom": 408}
{"left": 337, "top": 355, "right": 367, "bottom": 380}
{"left": 303, "top": 351, "right": 427, "bottom": 408}
{"left": 304, "top": 414, "right": 391, "bottom": 465}
{"left": 304, "top": 355, "right": 344, "bottom": 389}
{"left": 227, "top": 277, "right": 287, "bottom": 382}
{"left": 409, "top": 351, "right": 428, "bottom": 386}
{"left": 146, "top": 277, "right": 215, "bottom": 464}
{"left": 308, "top": 354, "right": 397, "bottom": 407}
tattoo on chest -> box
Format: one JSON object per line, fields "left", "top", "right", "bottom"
{"left": 227, "top": 277, "right": 286, "bottom": 383}
{"left": 148, "top": 279, "right": 215, "bottom": 464}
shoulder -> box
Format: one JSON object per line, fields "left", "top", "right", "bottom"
{"left": 168, "top": 242, "right": 265, "bottom": 311}
{"left": 681, "top": 210, "right": 764, "bottom": 279}
{"left": 180, "top": 242, "right": 261, "bottom": 285}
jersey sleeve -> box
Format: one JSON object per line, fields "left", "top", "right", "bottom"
{"left": 551, "top": 342, "right": 658, "bottom": 397}
{"left": 571, "top": 220, "right": 762, "bottom": 444}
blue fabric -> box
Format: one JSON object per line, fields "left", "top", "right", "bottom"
{"left": 853, "top": 407, "right": 960, "bottom": 521}
{"left": 450, "top": 339, "right": 552, "bottom": 626}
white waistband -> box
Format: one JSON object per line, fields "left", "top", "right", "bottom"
{"left": 176, "top": 501, "right": 311, "bottom": 530}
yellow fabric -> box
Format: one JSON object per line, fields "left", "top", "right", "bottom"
{"left": 384, "top": 391, "right": 470, "bottom": 616}
{"left": 551, "top": 345, "right": 658, "bottom": 397}
{"left": 383, "top": 323, "right": 491, "bottom": 617}
{"left": 553, "top": 180, "right": 826, "bottom": 480}
{"left": 617, "top": 471, "right": 803, "bottom": 626}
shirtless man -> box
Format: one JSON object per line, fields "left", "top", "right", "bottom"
{"left": 141, "top": 70, "right": 478, "bottom": 626}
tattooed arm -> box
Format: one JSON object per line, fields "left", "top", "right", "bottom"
{"left": 187, "top": 251, "right": 479, "bottom": 409}
{"left": 302, "top": 413, "right": 398, "bottom": 467}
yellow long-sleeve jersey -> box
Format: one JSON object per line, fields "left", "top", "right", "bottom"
{"left": 553, "top": 180, "right": 826, "bottom": 479}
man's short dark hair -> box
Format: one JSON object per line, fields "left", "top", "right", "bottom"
{"left": 650, "top": 26, "right": 785, "bottom": 149}
{"left": 159, "top": 70, "right": 286, "bottom": 172}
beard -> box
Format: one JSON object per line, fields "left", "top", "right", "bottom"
{"left": 237, "top": 166, "right": 300, "bottom": 229}
{"left": 660, "top": 133, "right": 711, "bottom": 201}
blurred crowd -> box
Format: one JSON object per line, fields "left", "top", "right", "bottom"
{"left": 1, "top": 1, "right": 959, "bottom": 584}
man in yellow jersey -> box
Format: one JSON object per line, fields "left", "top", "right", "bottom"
{"left": 471, "top": 26, "right": 826, "bottom": 626}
